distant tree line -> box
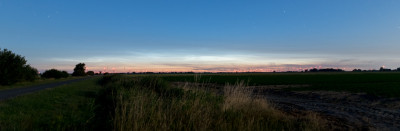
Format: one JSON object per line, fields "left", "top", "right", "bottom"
{"left": 352, "top": 67, "right": 400, "bottom": 72}
{"left": 304, "top": 68, "right": 344, "bottom": 72}
{"left": 40, "top": 63, "right": 90, "bottom": 78}
{"left": 0, "top": 48, "right": 95, "bottom": 86}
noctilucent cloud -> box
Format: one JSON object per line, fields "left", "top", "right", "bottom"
{"left": 1, "top": 1, "right": 400, "bottom": 73}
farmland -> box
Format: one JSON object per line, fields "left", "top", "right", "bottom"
{"left": 1, "top": 72, "right": 399, "bottom": 130}
{"left": 153, "top": 72, "right": 400, "bottom": 98}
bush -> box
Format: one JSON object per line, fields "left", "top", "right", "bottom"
{"left": 87, "top": 71, "right": 95, "bottom": 76}
{"left": 42, "top": 69, "right": 69, "bottom": 79}
{"left": 61, "top": 71, "right": 69, "bottom": 78}
{"left": 23, "top": 65, "right": 39, "bottom": 81}
{"left": 0, "top": 48, "right": 38, "bottom": 85}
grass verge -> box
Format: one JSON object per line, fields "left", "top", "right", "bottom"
{"left": 0, "top": 77, "right": 101, "bottom": 130}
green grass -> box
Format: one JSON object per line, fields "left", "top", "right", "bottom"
{"left": 0, "top": 77, "right": 101, "bottom": 130}
{"left": 0, "top": 77, "right": 84, "bottom": 91}
{"left": 131, "top": 72, "right": 400, "bottom": 97}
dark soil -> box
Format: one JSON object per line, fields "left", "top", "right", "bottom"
{"left": 252, "top": 86, "right": 400, "bottom": 130}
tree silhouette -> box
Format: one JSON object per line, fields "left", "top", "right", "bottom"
{"left": 86, "top": 71, "right": 95, "bottom": 76}
{"left": 0, "top": 48, "right": 38, "bottom": 85}
{"left": 42, "top": 69, "right": 69, "bottom": 79}
{"left": 379, "top": 67, "right": 391, "bottom": 72}
{"left": 72, "top": 63, "right": 87, "bottom": 76}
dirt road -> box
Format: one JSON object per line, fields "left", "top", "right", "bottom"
{"left": 0, "top": 77, "right": 92, "bottom": 101}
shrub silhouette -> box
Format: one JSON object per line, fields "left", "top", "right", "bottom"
{"left": 86, "top": 71, "right": 95, "bottom": 76}
{"left": 72, "top": 63, "right": 87, "bottom": 76}
{"left": 23, "top": 65, "right": 39, "bottom": 81}
{"left": 42, "top": 69, "right": 69, "bottom": 79}
{"left": 0, "top": 48, "right": 39, "bottom": 85}
{"left": 61, "top": 71, "right": 69, "bottom": 78}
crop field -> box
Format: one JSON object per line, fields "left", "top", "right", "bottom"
{"left": 141, "top": 72, "right": 400, "bottom": 98}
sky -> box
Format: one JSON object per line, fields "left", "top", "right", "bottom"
{"left": 1, "top": 0, "right": 400, "bottom": 73}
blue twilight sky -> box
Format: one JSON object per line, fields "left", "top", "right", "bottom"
{"left": 1, "top": 0, "right": 400, "bottom": 72}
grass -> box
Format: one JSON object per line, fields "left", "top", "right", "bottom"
{"left": 144, "top": 72, "right": 400, "bottom": 97}
{"left": 0, "top": 77, "right": 84, "bottom": 91}
{"left": 0, "top": 77, "right": 101, "bottom": 130}
{"left": 98, "top": 75, "right": 326, "bottom": 130}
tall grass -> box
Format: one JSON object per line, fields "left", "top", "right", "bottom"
{"left": 98, "top": 75, "right": 325, "bottom": 131}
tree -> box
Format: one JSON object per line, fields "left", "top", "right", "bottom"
{"left": 86, "top": 71, "right": 95, "bottom": 76}
{"left": 42, "top": 69, "right": 68, "bottom": 79}
{"left": 72, "top": 63, "right": 87, "bottom": 76}
{"left": 0, "top": 48, "right": 38, "bottom": 85}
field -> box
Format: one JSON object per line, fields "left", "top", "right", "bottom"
{"left": 153, "top": 72, "right": 400, "bottom": 98}
{"left": 1, "top": 72, "right": 399, "bottom": 130}
{"left": 96, "top": 75, "right": 325, "bottom": 130}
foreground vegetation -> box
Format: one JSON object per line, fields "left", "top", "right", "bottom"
{"left": 0, "top": 75, "right": 326, "bottom": 130}
{"left": 97, "top": 75, "right": 325, "bottom": 130}
{"left": 154, "top": 72, "right": 400, "bottom": 97}
{"left": 12, "top": 73, "right": 397, "bottom": 130}
{"left": 0, "top": 77, "right": 100, "bottom": 130}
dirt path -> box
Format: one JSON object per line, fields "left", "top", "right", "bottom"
{"left": 0, "top": 77, "right": 93, "bottom": 101}
{"left": 254, "top": 87, "right": 400, "bottom": 130}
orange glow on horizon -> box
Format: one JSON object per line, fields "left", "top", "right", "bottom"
{"left": 79, "top": 65, "right": 360, "bottom": 73}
